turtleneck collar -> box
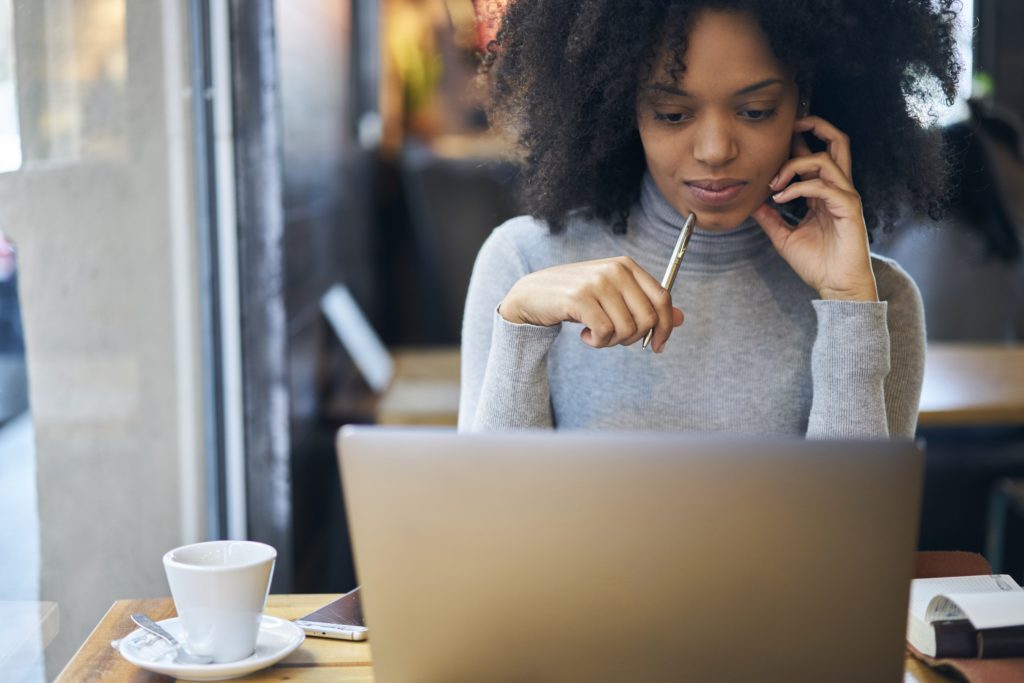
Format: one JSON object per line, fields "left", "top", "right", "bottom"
{"left": 627, "top": 171, "right": 774, "bottom": 272}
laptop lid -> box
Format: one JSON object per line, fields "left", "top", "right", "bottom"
{"left": 338, "top": 427, "right": 923, "bottom": 683}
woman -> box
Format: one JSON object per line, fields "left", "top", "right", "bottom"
{"left": 459, "top": 0, "right": 961, "bottom": 436}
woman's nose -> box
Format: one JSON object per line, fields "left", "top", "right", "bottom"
{"left": 691, "top": 115, "right": 739, "bottom": 167}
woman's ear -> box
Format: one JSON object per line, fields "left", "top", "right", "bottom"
{"left": 798, "top": 88, "right": 812, "bottom": 117}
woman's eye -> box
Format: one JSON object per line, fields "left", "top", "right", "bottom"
{"left": 741, "top": 108, "right": 778, "bottom": 121}
{"left": 653, "top": 112, "right": 688, "bottom": 124}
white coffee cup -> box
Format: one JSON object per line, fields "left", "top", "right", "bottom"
{"left": 163, "top": 540, "right": 276, "bottom": 663}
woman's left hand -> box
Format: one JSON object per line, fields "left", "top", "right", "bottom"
{"left": 751, "top": 116, "right": 878, "bottom": 302}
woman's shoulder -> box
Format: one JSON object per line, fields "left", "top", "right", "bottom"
{"left": 487, "top": 214, "right": 552, "bottom": 248}
{"left": 870, "top": 253, "right": 924, "bottom": 317}
{"left": 491, "top": 211, "right": 613, "bottom": 240}
{"left": 483, "top": 211, "right": 616, "bottom": 263}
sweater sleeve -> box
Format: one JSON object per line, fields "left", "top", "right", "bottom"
{"left": 458, "top": 219, "right": 561, "bottom": 431}
{"left": 876, "top": 258, "right": 927, "bottom": 437}
{"left": 805, "top": 257, "right": 926, "bottom": 439}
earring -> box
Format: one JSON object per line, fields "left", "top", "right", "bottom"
{"left": 800, "top": 98, "right": 808, "bottom": 115}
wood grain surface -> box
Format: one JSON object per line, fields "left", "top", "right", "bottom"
{"left": 340, "top": 343, "right": 1024, "bottom": 428}
{"left": 55, "top": 595, "right": 372, "bottom": 682}
{"left": 370, "top": 343, "right": 1024, "bottom": 428}
{"left": 56, "top": 593, "right": 956, "bottom": 682}
{"left": 918, "top": 343, "right": 1024, "bottom": 427}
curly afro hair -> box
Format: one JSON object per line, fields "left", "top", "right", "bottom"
{"left": 484, "top": 0, "right": 963, "bottom": 237}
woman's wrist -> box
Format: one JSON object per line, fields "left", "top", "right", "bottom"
{"left": 497, "top": 300, "right": 522, "bottom": 324}
{"left": 499, "top": 277, "right": 555, "bottom": 326}
{"left": 818, "top": 281, "right": 879, "bottom": 302}
{"left": 497, "top": 293, "right": 537, "bottom": 325}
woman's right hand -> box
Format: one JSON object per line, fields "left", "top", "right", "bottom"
{"left": 498, "top": 256, "right": 684, "bottom": 353}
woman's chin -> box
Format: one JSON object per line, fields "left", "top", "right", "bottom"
{"left": 667, "top": 196, "right": 758, "bottom": 232}
{"left": 691, "top": 210, "right": 752, "bottom": 233}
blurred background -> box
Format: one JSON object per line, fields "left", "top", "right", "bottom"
{"left": 0, "top": 0, "right": 1021, "bottom": 680}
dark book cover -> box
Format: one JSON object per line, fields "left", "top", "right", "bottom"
{"left": 932, "top": 620, "right": 1024, "bottom": 659}
{"left": 978, "top": 625, "right": 1024, "bottom": 659}
{"left": 933, "top": 619, "right": 978, "bottom": 658}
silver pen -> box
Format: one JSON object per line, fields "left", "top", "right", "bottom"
{"left": 642, "top": 211, "right": 696, "bottom": 350}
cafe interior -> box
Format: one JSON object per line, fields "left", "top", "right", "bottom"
{"left": 0, "top": 0, "right": 1022, "bottom": 681}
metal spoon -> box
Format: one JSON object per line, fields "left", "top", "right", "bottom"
{"left": 131, "top": 613, "right": 214, "bottom": 665}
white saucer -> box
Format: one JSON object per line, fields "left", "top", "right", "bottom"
{"left": 116, "top": 615, "right": 305, "bottom": 681}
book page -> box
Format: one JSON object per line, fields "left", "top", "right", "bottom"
{"left": 910, "top": 575, "right": 1020, "bottom": 621}
{"left": 918, "top": 575, "right": 1024, "bottom": 630}
{"left": 928, "top": 593, "right": 1024, "bottom": 630}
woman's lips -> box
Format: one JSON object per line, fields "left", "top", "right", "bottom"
{"left": 685, "top": 181, "right": 747, "bottom": 206}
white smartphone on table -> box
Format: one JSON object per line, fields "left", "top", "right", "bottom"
{"left": 293, "top": 586, "right": 368, "bottom": 640}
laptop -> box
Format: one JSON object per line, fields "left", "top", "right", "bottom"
{"left": 338, "top": 427, "right": 923, "bottom": 683}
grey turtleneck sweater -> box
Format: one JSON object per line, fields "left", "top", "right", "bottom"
{"left": 459, "top": 174, "right": 926, "bottom": 437}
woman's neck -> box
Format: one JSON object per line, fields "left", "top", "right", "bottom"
{"left": 628, "top": 172, "right": 773, "bottom": 272}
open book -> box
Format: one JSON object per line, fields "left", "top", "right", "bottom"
{"left": 908, "top": 574, "right": 1024, "bottom": 658}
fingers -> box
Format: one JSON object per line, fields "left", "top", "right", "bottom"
{"left": 576, "top": 265, "right": 640, "bottom": 349}
{"left": 577, "top": 297, "right": 616, "bottom": 348}
{"left": 770, "top": 152, "right": 855, "bottom": 194}
{"left": 579, "top": 292, "right": 646, "bottom": 349}
{"left": 793, "top": 116, "right": 853, "bottom": 179}
{"left": 771, "top": 178, "right": 862, "bottom": 220}
{"left": 576, "top": 257, "right": 683, "bottom": 352}
{"left": 618, "top": 283, "right": 660, "bottom": 347}
{"left": 615, "top": 257, "right": 682, "bottom": 352}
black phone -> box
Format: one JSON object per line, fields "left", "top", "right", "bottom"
{"left": 293, "top": 586, "right": 368, "bottom": 641}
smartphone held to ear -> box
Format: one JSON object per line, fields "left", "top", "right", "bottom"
{"left": 294, "top": 586, "right": 368, "bottom": 640}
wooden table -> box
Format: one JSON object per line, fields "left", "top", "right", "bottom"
{"left": 57, "top": 594, "right": 953, "bottom": 682}
{"left": 919, "top": 343, "right": 1024, "bottom": 428}
{"left": 361, "top": 343, "right": 1024, "bottom": 429}
{"left": 376, "top": 347, "right": 460, "bottom": 426}
{"left": 326, "top": 347, "right": 462, "bottom": 426}
{"left": 56, "top": 595, "right": 371, "bottom": 682}
{"left": 334, "top": 343, "right": 1024, "bottom": 429}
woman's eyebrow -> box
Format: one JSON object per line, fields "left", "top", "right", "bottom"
{"left": 731, "top": 78, "right": 786, "bottom": 95}
{"left": 644, "top": 78, "right": 786, "bottom": 98}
